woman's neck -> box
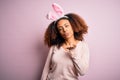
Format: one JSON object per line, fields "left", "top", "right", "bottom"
{"left": 65, "top": 38, "right": 76, "bottom": 45}
{"left": 65, "top": 36, "right": 79, "bottom": 46}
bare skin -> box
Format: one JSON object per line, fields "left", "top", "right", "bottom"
{"left": 57, "top": 19, "right": 79, "bottom": 51}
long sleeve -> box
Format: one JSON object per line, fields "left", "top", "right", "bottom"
{"left": 70, "top": 41, "right": 89, "bottom": 76}
{"left": 41, "top": 46, "right": 54, "bottom": 80}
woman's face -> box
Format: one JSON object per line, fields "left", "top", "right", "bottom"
{"left": 57, "top": 19, "right": 74, "bottom": 40}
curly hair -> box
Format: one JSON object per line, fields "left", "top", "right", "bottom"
{"left": 44, "top": 13, "right": 88, "bottom": 48}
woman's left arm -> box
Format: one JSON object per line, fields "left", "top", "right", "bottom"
{"left": 69, "top": 42, "right": 89, "bottom": 76}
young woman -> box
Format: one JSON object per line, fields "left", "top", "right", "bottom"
{"left": 41, "top": 13, "right": 89, "bottom": 80}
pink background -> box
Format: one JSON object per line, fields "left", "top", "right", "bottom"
{"left": 0, "top": 0, "right": 120, "bottom": 80}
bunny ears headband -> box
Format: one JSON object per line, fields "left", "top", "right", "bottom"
{"left": 46, "top": 3, "right": 68, "bottom": 21}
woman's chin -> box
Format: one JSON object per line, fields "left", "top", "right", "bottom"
{"left": 63, "top": 36, "right": 71, "bottom": 40}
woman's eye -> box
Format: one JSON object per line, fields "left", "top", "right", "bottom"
{"left": 58, "top": 28, "right": 62, "bottom": 31}
{"left": 65, "top": 25, "right": 69, "bottom": 27}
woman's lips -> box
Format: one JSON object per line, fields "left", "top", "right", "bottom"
{"left": 63, "top": 33, "right": 69, "bottom": 37}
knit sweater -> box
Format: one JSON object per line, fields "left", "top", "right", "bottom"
{"left": 41, "top": 41, "right": 89, "bottom": 80}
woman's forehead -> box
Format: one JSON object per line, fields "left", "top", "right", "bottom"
{"left": 57, "top": 19, "right": 70, "bottom": 26}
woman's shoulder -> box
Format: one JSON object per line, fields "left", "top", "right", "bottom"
{"left": 49, "top": 45, "right": 56, "bottom": 50}
{"left": 77, "top": 40, "right": 88, "bottom": 47}
{"left": 49, "top": 45, "right": 58, "bottom": 51}
{"left": 76, "top": 40, "right": 89, "bottom": 54}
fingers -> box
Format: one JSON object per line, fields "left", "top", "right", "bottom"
{"left": 66, "top": 44, "right": 76, "bottom": 50}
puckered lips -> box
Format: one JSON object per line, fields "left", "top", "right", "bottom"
{"left": 63, "top": 32, "right": 69, "bottom": 38}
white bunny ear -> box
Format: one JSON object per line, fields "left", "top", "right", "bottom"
{"left": 52, "top": 3, "right": 64, "bottom": 16}
{"left": 46, "top": 11, "right": 58, "bottom": 20}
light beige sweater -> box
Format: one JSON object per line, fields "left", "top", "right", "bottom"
{"left": 41, "top": 41, "right": 89, "bottom": 80}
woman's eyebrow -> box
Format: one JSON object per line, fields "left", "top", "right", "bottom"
{"left": 58, "top": 22, "right": 69, "bottom": 27}
{"left": 64, "top": 23, "right": 68, "bottom": 25}
{"left": 59, "top": 23, "right": 68, "bottom": 26}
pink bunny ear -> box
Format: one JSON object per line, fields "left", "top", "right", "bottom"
{"left": 52, "top": 3, "right": 64, "bottom": 16}
{"left": 46, "top": 11, "right": 58, "bottom": 20}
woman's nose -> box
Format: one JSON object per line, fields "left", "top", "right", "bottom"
{"left": 63, "top": 27, "right": 67, "bottom": 32}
